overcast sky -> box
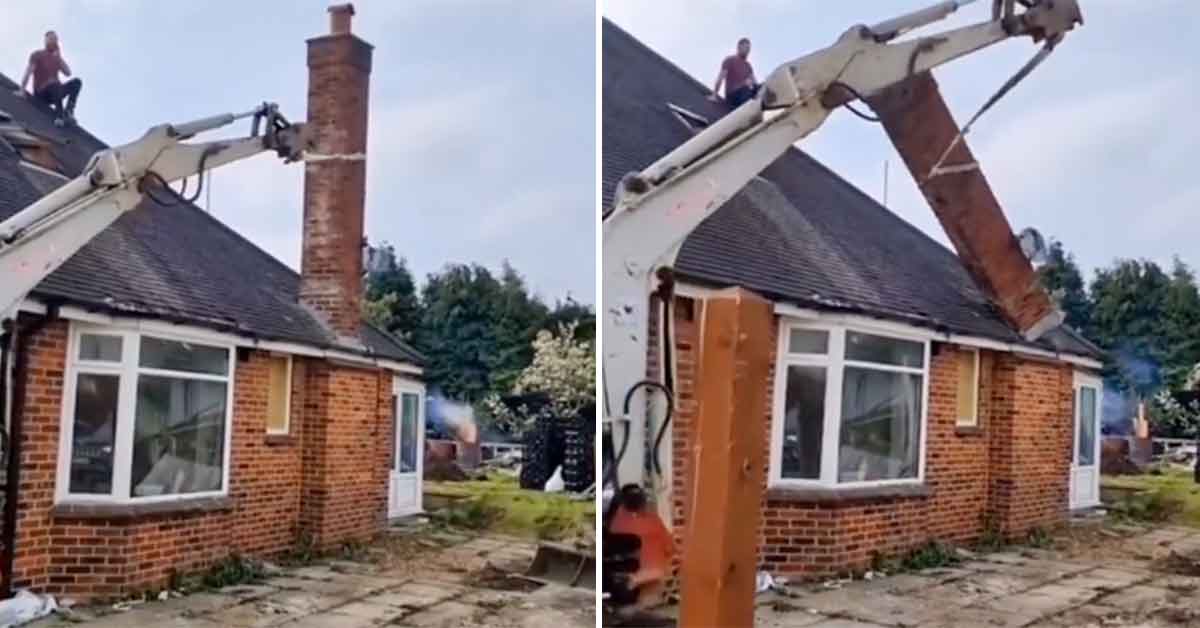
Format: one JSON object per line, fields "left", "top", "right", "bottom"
{"left": 1, "top": 0, "right": 596, "bottom": 304}
{"left": 604, "top": 0, "right": 1198, "bottom": 282}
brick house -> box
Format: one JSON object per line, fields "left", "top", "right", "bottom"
{"left": 603, "top": 20, "right": 1107, "bottom": 580}
{"left": 0, "top": 6, "right": 428, "bottom": 599}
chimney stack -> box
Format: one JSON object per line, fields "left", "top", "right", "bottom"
{"left": 867, "top": 73, "right": 1062, "bottom": 340}
{"left": 300, "top": 3, "right": 373, "bottom": 345}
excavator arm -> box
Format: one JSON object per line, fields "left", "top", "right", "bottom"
{"left": 0, "top": 103, "right": 309, "bottom": 322}
{"left": 602, "top": 0, "right": 1081, "bottom": 511}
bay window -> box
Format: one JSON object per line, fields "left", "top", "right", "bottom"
{"left": 771, "top": 321, "right": 929, "bottom": 489}
{"left": 58, "top": 325, "right": 233, "bottom": 504}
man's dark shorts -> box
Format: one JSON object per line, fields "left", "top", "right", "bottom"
{"left": 725, "top": 84, "right": 759, "bottom": 108}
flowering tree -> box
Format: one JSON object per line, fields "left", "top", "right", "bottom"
{"left": 483, "top": 322, "right": 595, "bottom": 434}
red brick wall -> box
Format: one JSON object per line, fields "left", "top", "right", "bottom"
{"left": 987, "top": 353, "right": 1074, "bottom": 534}
{"left": 299, "top": 361, "right": 392, "bottom": 548}
{"left": 7, "top": 320, "right": 394, "bottom": 599}
{"left": 299, "top": 22, "right": 373, "bottom": 341}
{"left": 660, "top": 296, "right": 1076, "bottom": 581}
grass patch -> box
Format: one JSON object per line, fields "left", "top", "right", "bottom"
{"left": 424, "top": 473, "right": 594, "bottom": 541}
{"left": 1103, "top": 469, "right": 1198, "bottom": 527}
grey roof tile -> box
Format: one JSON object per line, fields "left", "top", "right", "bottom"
{"left": 0, "top": 73, "right": 422, "bottom": 366}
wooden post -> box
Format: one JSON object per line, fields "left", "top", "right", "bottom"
{"left": 679, "top": 288, "right": 773, "bottom": 628}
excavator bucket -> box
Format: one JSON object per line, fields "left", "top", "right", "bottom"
{"left": 524, "top": 542, "right": 595, "bottom": 589}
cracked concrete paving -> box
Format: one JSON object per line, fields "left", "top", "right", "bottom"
{"left": 744, "top": 525, "right": 1200, "bottom": 628}
{"left": 27, "top": 534, "right": 595, "bottom": 628}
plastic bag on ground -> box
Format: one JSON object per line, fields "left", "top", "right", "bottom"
{"left": 544, "top": 465, "right": 565, "bottom": 492}
{"left": 0, "top": 590, "right": 57, "bottom": 627}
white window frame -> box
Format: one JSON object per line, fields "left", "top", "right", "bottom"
{"left": 956, "top": 348, "right": 981, "bottom": 427}
{"left": 769, "top": 319, "right": 931, "bottom": 490}
{"left": 56, "top": 322, "right": 235, "bottom": 505}
{"left": 265, "top": 355, "right": 293, "bottom": 436}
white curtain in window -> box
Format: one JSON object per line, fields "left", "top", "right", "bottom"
{"left": 839, "top": 368, "right": 921, "bottom": 482}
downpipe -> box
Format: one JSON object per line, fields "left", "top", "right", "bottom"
{"left": 1, "top": 306, "right": 58, "bottom": 598}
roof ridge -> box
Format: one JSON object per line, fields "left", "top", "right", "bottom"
{"left": 602, "top": 18, "right": 716, "bottom": 102}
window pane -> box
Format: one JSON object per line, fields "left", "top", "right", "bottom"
{"left": 788, "top": 329, "right": 828, "bottom": 355}
{"left": 845, "top": 332, "right": 924, "bottom": 368}
{"left": 956, "top": 351, "right": 978, "bottom": 426}
{"left": 131, "top": 375, "right": 226, "bottom": 497}
{"left": 839, "top": 367, "right": 923, "bottom": 483}
{"left": 781, "top": 365, "right": 825, "bottom": 479}
{"left": 398, "top": 393, "right": 419, "bottom": 473}
{"left": 69, "top": 374, "right": 118, "bottom": 494}
{"left": 1078, "top": 386, "right": 1097, "bottom": 466}
{"left": 139, "top": 337, "right": 228, "bottom": 376}
{"left": 266, "top": 358, "right": 289, "bottom": 433}
{"left": 79, "top": 334, "right": 122, "bottom": 362}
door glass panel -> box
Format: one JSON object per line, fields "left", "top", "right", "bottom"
{"left": 1078, "top": 386, "right": 1097, "bottom": 466}
{"left": 398, "top": 393, "right": 419, "bottom": 473}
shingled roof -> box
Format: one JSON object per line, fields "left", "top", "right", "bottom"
{"left": 0, "top": 73, "right": 422, "bottom": 365}
{"left": 602, "top": 19, "right": 1100, "bottom": 360}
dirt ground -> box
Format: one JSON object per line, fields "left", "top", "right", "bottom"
{"left": 25, "top": 527, "right": 595, "bottom": 628}
{"left": 628, "top": 521, "right": 1200, "bottom": 627}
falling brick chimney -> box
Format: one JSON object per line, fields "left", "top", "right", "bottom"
{"left": 300, "top": 3, "right": 372, "bottom": 346}
{"left": 867, "top": 73, "right": 1063, "bottom": 340}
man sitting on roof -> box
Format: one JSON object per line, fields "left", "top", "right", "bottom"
{"left": 14, "top": 30, "right": 82, "bottom": 127}
{"left": 708, "top": 37, "right": 758, "bottom": 108}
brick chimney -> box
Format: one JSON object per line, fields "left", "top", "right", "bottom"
{"left": 866, "top": 73, "right": 1062, "bottom": 340}
{"left": 300, "top": 3, "right": 372, "bottom": 345}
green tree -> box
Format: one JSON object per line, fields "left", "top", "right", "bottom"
{"left": 1161, "top": 258, "right": 1200, "bottom": 390}
{"left": 1088, "top": 259, "right": 1172, "bottom": 399}
{"left": 416, "top": 264, "right": 506, "bottom": 403}
{"left": 415, "top": 263, "right": 551, "bottom": 403}
{"left": 1036, "top": 238, "right": 1091, "bottom": 331}
{"left": 363, "top": 242, "right": 421, "bottom": 341}
{"left": 547, "top": 297, "right": 596, "bottom": 343}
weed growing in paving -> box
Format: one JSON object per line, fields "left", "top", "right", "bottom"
{"left": 871, "top": 541, "right": 962, "bottom": 574}
{"left": 201, "top": 553, "right": 267, "bottom": 589}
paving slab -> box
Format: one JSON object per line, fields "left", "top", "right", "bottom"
{"left": 395, "top": 600, "right": 484, "bottom": 627}
{"left": 754, "top": 605, "right": 827, "bottom": 628}
{"left": 976, "top": 589, "right": 1081, "bottom": 618}
{"left": 922, "top": 606, "right": 1041, "bottom": 628}
{"left": 200, "top": 601, "right": 299, "bottom": 628}
{"left": 1023, "top": 581, "right": 1103, "bottom": 606}
{"left": 1094, "top": 584, "right": 1179, "bottom": 614}
{"left": 363, "top": 581, "right": 458, "bottom": 610}
{"left": 322, "top": 599, "right": 408, "bottom": 623}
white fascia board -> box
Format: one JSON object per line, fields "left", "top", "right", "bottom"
{"left": 666, "top": 288, "right": 1101, "bottom": 370}
{"left": 20, "top": 300, "right": 423, "bottom": 376}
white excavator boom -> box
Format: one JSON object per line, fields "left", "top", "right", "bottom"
{"left": 0, "top": 103, "right": 309, "bottom": 321}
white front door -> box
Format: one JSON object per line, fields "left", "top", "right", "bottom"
{"left": 1070, "top": 372, "right": 1102, "bottom": 510}
{"left": 388, "top": 379, "right": 425, "bottom": 519}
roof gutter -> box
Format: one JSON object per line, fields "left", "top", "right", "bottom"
{"left": 18, "top": 300, "right": 422, "bottom": 376}
{"left": 668, "top": 281, "right": 1101, "bottom": 369}
{"left": 1, "top": 304, "right": 59, "bottom": 598}
{"left": 771, "top": 301, "right": 1103, "bottom": 370}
